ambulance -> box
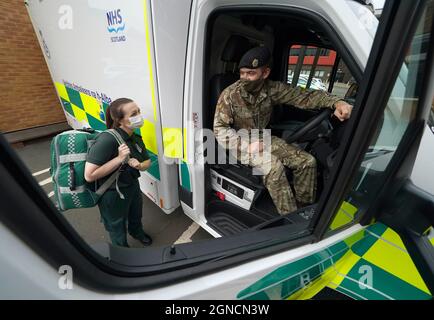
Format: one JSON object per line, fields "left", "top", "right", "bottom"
{"left": 0, "top": 0, "right": 431, "bottom": 300}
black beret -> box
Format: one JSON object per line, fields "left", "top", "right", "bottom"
{"left": 238, "top": 46, "right": 272, "bottom": 69}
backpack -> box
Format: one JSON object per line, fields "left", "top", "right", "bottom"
{"left": 50, "top": 128, "right": 126, "bottom": 211}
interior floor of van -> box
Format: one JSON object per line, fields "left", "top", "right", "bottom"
{"left": 203, "top": 10, "right": 356, "bottom": 237}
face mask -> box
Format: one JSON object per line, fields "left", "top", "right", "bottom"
{"left": 240, "top": 78, "right": 265, "bottom": 94}
{"left": 128, "top": 114, "right": 144, "bottom": 129}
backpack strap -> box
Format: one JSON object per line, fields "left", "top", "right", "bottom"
{"left": 106, "top": 129, "right": 125, "bottom": 147}
{"left": 95, "top": 129, "right": 130, "bottom": 200}
{"left": 95, "top": 168, "right": 122, "bottom": 197}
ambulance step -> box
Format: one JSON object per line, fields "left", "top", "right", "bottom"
{"left": 206, "top": 200, "right": 268, "bottom": 236}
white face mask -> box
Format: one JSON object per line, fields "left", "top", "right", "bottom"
{"left": 128, "top": 114, "right": 144, "bottom": 129}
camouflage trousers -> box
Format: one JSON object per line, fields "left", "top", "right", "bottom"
{"left": 239, "top": 136, "right": 317, "bottom": 215}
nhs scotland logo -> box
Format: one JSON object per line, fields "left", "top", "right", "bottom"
{"left": 106, "top": 9, "right": 126, "bottom": 43}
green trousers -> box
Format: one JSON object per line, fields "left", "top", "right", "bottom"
{"left": 98, "top": 181, "right": 146, "bottom": 247}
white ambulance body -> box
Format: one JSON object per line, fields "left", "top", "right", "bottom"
{"left": 26, "top": 0, "right": 182, "bottom": 216}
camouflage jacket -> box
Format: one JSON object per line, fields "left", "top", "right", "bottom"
{"left": 213, "top": 79, "right": 342, "bottom": 152}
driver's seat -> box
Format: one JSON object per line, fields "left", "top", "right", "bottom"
{"left": 209, "top": 35, "right": 251, "bottom": 123}
{"left": 209, "top": 35, "right": 269, "bottom": 187}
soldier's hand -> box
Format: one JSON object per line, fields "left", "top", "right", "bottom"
{"left": 248, "top": 141, "right": 264, "bottom": 154}
{"left": 333, "top": 101, "right": 353, "bottom": 121}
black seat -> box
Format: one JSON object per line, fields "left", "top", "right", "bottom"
{"left": 209, "top": 35, "right": 266, "bottom": 186}
{"left": 209, "top": 35, "right": 251, "bottom": 121}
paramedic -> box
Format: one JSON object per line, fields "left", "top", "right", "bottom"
{"left": 84, "top": 98, "right": 152, "bottom": 247}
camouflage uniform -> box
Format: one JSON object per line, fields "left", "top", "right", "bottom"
{"left": 213, "top": 79, "right": 342, "bottom": 214}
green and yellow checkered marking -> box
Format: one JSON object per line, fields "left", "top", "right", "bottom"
{"left": 329, "top": 201, "right": 358, "bottom": 231}
{"left": 326, "top": 224, "right": 431, "bottom": 300}
{"left": 237, "top": 223, "right": 432, "bottom": 300}
{"left": 56, "top": 82, "right": 107, "bottom": 130}
{"left": 54, "top": 82, "right": 161, "bottom": 180}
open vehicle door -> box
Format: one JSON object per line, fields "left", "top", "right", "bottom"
{"left": 310, "top": 0, "right": 434, "bottom": 299}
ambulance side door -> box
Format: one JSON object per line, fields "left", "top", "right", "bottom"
{"left": 315, "top": 0, "right": 434, "bottom": 296}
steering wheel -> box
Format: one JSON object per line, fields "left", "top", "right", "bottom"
{"left": 285, "top": 109, "right": 333, "bottom": 144}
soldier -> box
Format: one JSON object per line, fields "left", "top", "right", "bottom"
{"left": 213, "top": 46, "right": 353, "bottom": 215}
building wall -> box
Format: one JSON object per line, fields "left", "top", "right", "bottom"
{"left": 288, "top": 46, "right": 337, "bottom": 66}
{"left": 0, "top": 0, "right": 65, "bottom": 133}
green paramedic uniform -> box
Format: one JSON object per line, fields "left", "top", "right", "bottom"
{"left": 86, "top": 127, "right": 150, "bottom": 247}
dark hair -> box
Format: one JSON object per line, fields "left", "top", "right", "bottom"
{"left": 106, "top": 98, "right": 133, "bottom": 129}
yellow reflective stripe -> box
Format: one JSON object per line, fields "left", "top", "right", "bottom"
{"left": 330, "top": 212, "right": 352, "bottom": 231}
{"left": 163, "top": 127, "right": 183, "bottom": 158}
{"left": 143, "top": 0, "right": 157, "bottom": 122}
{"left": 80, "top": 92, "right": 103, "bottom": 122}
{"left": 362, "top": 228, "right": 430, "bottom": 294}
{"left": 288, "top": 249, "right": 362, "bottom": 300}
{"left": 71, "top": 104, "right": 87, "bottom": 122}
{"left": 328, "top": 250, "right": 361, "bottom": 288}
{"left": 141, "top": 119, "right": 158, "bottom": 155}
{"left": 183, "top": 127, "right": 188, "bottom": 162}
{"left": 329, "top": 201, "right": 358, "bottom": 231}
{"left": 55, "top": 82, "right": 69, "bottom": 101}
{"left": 380, "top": 227, "right": 406, "bottom": 250}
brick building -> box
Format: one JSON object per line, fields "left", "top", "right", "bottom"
{"left": 288, "top": 45, "right": 353, "bottom": 84}
{"left": 0, "top": 0, "right": 66, "bottom": 140}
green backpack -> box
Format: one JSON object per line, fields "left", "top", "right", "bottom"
{"left": 50, "top": 128, "right": 126, "bottom": 211}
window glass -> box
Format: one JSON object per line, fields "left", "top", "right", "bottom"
{"left": 287, "top": 45, "right": 354, "bottom": 99}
